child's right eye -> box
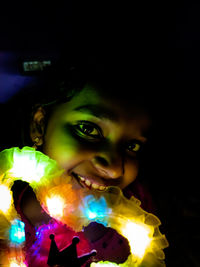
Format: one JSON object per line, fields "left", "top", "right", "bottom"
{"left": 74, "top": 121, "right": 103, "bottom": 140}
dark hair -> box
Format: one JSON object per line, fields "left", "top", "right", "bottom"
{"left": 2, "top": 57, "right": 161, "bottom": 187}
{"left": 2, "top": 58, "right": 159, "bottom": 149}
{"left": 1, "top": 62, "right": 86, "bottom": 149}
{"left": 0, "top": 56, "right": 168, "bottom": 217}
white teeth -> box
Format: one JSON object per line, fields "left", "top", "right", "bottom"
{"left": 85, "top": 179, "right": 91, "bottom": 186}
{"left": 91, "top": 183, "right": 99, "bottom": 189}
{"left": 76, "top": 174, "right": 107, "bottom": 191}
{"left": 99, "top": 185, "right": 106, "bottom": 191}
{"left": 78, "top": 175, "right": 85, "bottom": 181}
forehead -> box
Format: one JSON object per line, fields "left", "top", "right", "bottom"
{"left": 54, "top": 84, "right": 152, "bottom": 135}
{"left": 67, "top": 84, "right": 150, "bottom": 120}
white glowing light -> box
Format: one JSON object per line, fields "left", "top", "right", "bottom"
{"left": 0, "top": 184, "right": 12, "bottom": 213}
{"left": 10, "top": 153, "right": 46, "bottom": 182}
{"left": 46, "top": 196, "right": 64, "bottom": 217}
{"left": 91, "top": 262, "right": 118, "bottom": 266}
{"left": 10, "top": 260, "right": 26, "bottom": 267}
{"left": 87, "top": 211, "right": 98, "bottom": 219}
{"left": 122, "top": 221, "right": 152, "bottom": 258}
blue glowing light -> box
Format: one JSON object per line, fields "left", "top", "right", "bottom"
{"left": 83, "top": 195, "right": 109, "bottom": 226}
{"left": 9, "top": 219, "right": 25, "bottom": 245}
{"left": 35, "top": 224, "right": 52, "bottom": 240}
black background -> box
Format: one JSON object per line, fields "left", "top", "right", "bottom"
{"left": 0, "top": 1, "right": 199, "bottom": 266}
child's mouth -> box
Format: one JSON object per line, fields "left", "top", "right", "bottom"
{"left": 72, "top": 172, "right": 107, "bottom": 191}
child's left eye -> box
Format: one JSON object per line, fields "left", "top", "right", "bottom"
{"left": 127, "top": 141, "right": 141, "bottom": 153}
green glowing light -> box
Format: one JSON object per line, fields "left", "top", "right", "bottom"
{"left": 5, "top": 147, "right": 59, "bottom": 183}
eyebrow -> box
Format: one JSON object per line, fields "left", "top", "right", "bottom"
{"left": 73, "top": 104, "right": 119, "bottom": 121}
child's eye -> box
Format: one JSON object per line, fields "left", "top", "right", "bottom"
{"left": 74, "top": 121, "right": 103, "bottom": 139}
{"left": 78, "top": 124, "right": 99, "bottom": 136}
{"left": 127, "top": 141, "right": 141, "bottom": 153}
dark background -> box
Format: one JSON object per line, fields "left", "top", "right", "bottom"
{"left": 0, "top": 1, "right": 199, "bottom": 266}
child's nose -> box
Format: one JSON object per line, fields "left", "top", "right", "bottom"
{"left": 91, "top": 151, "right": 124, "bottom": 179}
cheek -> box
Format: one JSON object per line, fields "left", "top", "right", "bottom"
{"left": 43, "top": 127, "right": 78, "bottom": 164}
{"left": 121, "top": 160, "right": 139, "bottom": 189}
{"left": 43, "top": 127, "right": 96, "bottom": 170}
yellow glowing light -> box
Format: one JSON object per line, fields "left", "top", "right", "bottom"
{"left": 0, "top": 184, "right": 12, "bottom": 213}
{"left": 122, "top": 221, "right": 152, "bottom": 259}
{"left": 46, "top": 196, "right": 64, "bottom": 217}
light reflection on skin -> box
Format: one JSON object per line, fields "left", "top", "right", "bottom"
{"left": 32, "top": 84, "right": 152, "bottom": 192}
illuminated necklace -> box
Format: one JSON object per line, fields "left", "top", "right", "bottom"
{"left": 0, "top": 147, "right": 168, "bottom": 266}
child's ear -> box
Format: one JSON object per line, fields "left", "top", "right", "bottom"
{"left": 30, "top": 106, "right": 46, "bottom": 147}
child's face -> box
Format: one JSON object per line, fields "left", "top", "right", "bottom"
{"left": 42, "top": 84, "right": 151, "bottom": 191}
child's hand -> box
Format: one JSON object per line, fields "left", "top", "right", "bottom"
{"left": 83, "top": 222, "right": 109, "bottom": 242}
{"left": 83, "top": 222, "right": 131, "bottom": 264}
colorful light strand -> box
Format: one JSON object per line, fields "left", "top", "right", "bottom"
{"left": 0, "top": 147, "right": 169, "bottom": 266}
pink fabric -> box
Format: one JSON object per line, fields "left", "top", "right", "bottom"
{"left": 14, "top": 181, "right": 155, "bottom": 265}
{"left": 26, "top": 220, "right": 92, "bottom": 267}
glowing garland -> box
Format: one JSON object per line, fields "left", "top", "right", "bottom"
{"left": 0, "top": 147, "right": 169, "bottom": 266}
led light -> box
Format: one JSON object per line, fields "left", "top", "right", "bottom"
{"left": 10, "top": 153, "right": 46, "bottom": 182}
{"left": 9, "top": 219, "right": 25, "bottom": 245}
{"left": 9, "top": 260, "right": 27, "bottom": 267}
{"left": 83, "top": 195, "right": 109, "bottom": 220}
{"left": 8, "top": 147, "right": 59, "bottom": 183}
{"left": 122, "top": 221, "right": 152, "bottom": 259}
{"left": 46, "top": 196, "right": 64, "bottom": 217}
{"left": 0, "top": 184, "right": 12, "bottom": 213}
{"left": 87, "top": 211, "right": 98, "bottom": 219}
{"left": 91, "top": 262, "right": 119, "bottom": 266}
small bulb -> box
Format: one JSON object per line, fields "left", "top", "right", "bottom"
{"left": 46, "top": 196, "right": 64, "bottom": 217}
{"left": 9, "top": 259, "right": 27, "bottom": 267}
{"left": 9, "top": 219, "right": 25, "bottom": 245}
{"left": 0, "top": 184, "right": 12, "bottom": 213}
{"left": 122, "top": 221, "right": 152, "bottom": 258}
